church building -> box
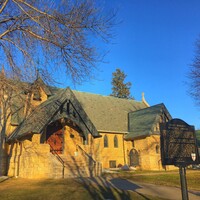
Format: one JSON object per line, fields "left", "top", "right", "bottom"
{"left": 0, "top": 77, "right": 174, "bottom": 179}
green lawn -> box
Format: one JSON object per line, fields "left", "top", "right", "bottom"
{"left": 1, "top": 170, "right": 199, "bottom": 200}
{"left": 0, "top": 177, "right": 166, "bottom": 200}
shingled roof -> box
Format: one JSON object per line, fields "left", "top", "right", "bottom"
{"left": 125, "top": 103, "right": 172, "bottom": 140}
{"left": 73, "top": 91, "right": 148, "bottom": 133}
{"left": 8, "top": 81, "right": 172, "bottom": 142}
{"left": 8, "top": 88, "right": 100, "bottom": 141}
{"left": 32, "top": 76, "right": 52, "bottom": 96}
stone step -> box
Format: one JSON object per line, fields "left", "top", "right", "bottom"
{"left": 50, "top": 153, "right": 97, "bottom": 178}
{"left": 53, "top": 155, "right": 92, "bottom": 168}
{"left": 59, "top": 155, "right": 93, "bottom": 165}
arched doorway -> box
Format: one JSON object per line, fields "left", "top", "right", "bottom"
{"left": 129, "top": 149, "right": 139, "bottom": 167}
{"left": 44, "top": 119, "right": 85, "bottom": 155}
{"left": 46, "top": 121, "right": 63, "bottom": 154}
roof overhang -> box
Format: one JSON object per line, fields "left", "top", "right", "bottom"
{"left": 7, "top": 88, "right": 100, "bottom": 142}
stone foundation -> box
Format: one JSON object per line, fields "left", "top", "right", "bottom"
{"left": 0, "top": 152, "right": 7, "bottom": 176}
{"left": 7, "top": 134, "right": 101, "bottom": 179}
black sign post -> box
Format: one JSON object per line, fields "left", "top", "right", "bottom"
{"left": 160, "top": 119, "right": 199, "bottom": 200}
{"left": 179, "top": 166, "right": 189, "bottom": 200}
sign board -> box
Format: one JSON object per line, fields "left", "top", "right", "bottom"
{"left": 160, "top": 118, "right": 200, "bottom": 166}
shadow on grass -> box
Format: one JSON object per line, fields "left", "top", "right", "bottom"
{"left": 108, "top": 177, "right": 151, "bottom": 200}
{"left": 0, "top": 176, "right": 157, "bottom": 200}
{"left": 3, "top": 119, "right": 163, "bottom": 199}
{"left": 77, "top": 176, "right": 133, "bottom": 200}
{"left": 75, "top": 175, "right": 154, "bottom": 200}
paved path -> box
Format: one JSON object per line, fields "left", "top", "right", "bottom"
{"left": 0, "top": 176, "right": 8, "bottom": 183}
{"left": 79, "top": 177, "right": 200, "bottom": 200}
{"left": 108, "top": 178, "right": 200, "bottom": 200}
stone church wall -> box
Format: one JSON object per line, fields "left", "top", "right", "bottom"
{"left": 7, "top": 124, "right": 102, "bottom": 179}
{"left": 97, "top": 132, "right": 126, "bottom": 168}
{"left": 7, "top": 134, "right": 56, "bottom": 178}
{"left": 6, "top": 127, "right": 177, "bottom": 179}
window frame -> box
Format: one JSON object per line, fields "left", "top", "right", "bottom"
{"left": 104, "top": 135, "right": 108, "bottom": 148}
{"left": 114, "top": 135, "right": 118, "bottom": 148}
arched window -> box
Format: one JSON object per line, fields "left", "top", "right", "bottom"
{"left": 129, "top": 149, "right": 139, "bottom": 166}
{"left": 104, "top": 135, "right": 108, "bottom": 148}
{"left": 114, "top": 135, "right": 118, "bottom": 148}
{"left": 156, "top": 145, "right": 160, "bottom": 154}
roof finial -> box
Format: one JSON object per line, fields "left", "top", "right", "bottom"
{"left": 142, "top": 92, "right": 150, "bottom": 107}
{"left": 36, "top": 68, "right": 39, "bottom": 79}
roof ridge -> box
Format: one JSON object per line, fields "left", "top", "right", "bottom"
{"left": 72, "top": 89, "right": 144, "bottom": 103}
{"left": 129, "top": 103, "right": 165, "bottom": 114}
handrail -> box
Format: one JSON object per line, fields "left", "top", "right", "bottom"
{"left": 49, "top": 144, "right": 65, "bottom": 178}
{"left": 76, "top": 144, "right": 96, "bottom": 163}
{"left": 77, "top": 145, "right": 103, "bottom": 176}
{"left": 49, "top": 143, "right": 65, "bottom": 166}
{"left": 49, "top": 143, "right": 102, "bottom": 177}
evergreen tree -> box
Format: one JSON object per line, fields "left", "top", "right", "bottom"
{"left": 110, "top": 68, "right": 133, "bottom": 99}
{"left": 195, "top": 130, "right": 200, "bottom": 147}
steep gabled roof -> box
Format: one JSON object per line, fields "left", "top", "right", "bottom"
{"left": 7, "top": 81, "right": 172, "bottom": 142}
{"left": 125, "top": 103, "right": 172, "bottom": 140}
{"left": 8, "top": 88, "right": 99, "bottom": 142}
{"left": 33, "top": 76, "right": 52, "bottom": 96}
{"left": 73, "top": 91, "right": 148, "bottom": 132}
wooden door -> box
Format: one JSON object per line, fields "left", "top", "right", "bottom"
{"left": 47, "top": 129, "right": 63, "bottom": 154}
{"left": 129, "top": 149, "right": 139, "bottom": 166}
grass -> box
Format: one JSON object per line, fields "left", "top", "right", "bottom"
{"left": 104, "top": 169, "right": 200, "bottom": 191}
{"left": 0, "top": 177, "right": 167, "bottom": 200}
{"left": 0, "top": 170, "right": 199, "bottom": 200}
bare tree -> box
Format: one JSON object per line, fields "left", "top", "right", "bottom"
{"left": 189, "top": 38, "right": 200, "bottom": 105}
{"left": 0, "top": 70, "right": 27, "bottom": 175}
{"left": 0, "top": 0, "right": 116, "bottom": 175}
{"left": 0, "top": 0, "right": 115, "bottom": 83}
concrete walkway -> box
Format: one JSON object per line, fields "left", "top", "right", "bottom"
{"left": 108, "top": 178, "right": 200, "bottom": 200}
{"left": 79, "top": 177, "right": 200, "bottom": 200}
{"left": 0, "top": 176, "right": 9, "bottom": 183}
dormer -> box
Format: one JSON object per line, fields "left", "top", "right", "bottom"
{"left": 30, "top": 76, "right": 52, "bottom": 105}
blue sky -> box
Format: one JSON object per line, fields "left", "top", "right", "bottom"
{"left": 65, "top": 1, "right": 200, "bottom": 129}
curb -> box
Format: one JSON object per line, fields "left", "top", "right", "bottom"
{"left": 0, "top": 176, "right": 9, "bottom": 183}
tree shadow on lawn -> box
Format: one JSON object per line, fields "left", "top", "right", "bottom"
{"left": 76, "top": 175, "right": 152, "bottom": 200}
{"left": 0, "top": 176, "right": 155, "bottom": 200}
{"left": 29, "top": 175, "right": 152, "bottom": 200}
{"left": 108, "top": 177, "right": 151, "bottom": 200}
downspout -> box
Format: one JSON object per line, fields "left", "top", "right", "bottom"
{"left": 14, "top": 142, "right": 18, "bottom": 177}
{"left": 16, "top": 142, "right": 22, "bottom": 177}
{"left": 123, "top": 133, "right": 126, "bottom": 165}
{"left": 14, "top": 141, "right": 22, "bottom": 177}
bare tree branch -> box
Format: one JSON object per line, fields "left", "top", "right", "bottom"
{"left": 0, "top": 0, "right": 9, "bottom": 14}
{"left": 189, "top": 37, "right": 200, "bottom": 105}
{"left": 0, "top": 0, "right": 116, "bottom": 83}
{"left": 0, "top": 1, "right": 116, "bottom": 169}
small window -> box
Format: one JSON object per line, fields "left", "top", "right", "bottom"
{"left": 104, "top": 135, "right": 108, "bottom": 148}
{"left": 109, "top": 160, "right": 116, "bottom": 168}
{"left": 33, "top": 91, "right": 41, "bottom": 101}
{"left": 156, "top": 145, "right": 159, "bottom": 154}
{"left": 114, "top": 135, "right": 118, "bottom": 148}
